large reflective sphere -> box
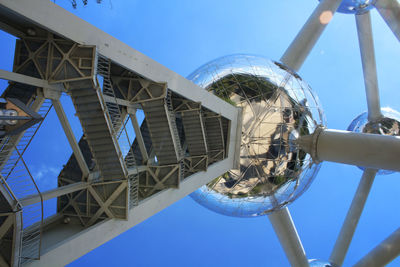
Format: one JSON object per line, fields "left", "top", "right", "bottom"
{"left": 337, "top": 0, "right": 374, "bottom": 14}
{"left": 188, "top": 55, "right": 326, "bottom": 217}
{"left": 348, "top": 107, "right": 400, "bottom": 175}
{"left": 319, "top": 0, "right": 374, "bottom": 14}
{"left": 308, "top": 259, "right": 338, "bottom": 267}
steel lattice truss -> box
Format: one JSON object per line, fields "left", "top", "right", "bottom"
{"left": 0, "top": 0, "right": 399, "bottom": 266}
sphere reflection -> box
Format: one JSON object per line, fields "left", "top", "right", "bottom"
{"left": 188, "top": 54, "right": 325, "bottom": 217}
{"left": 347, "top": 107, "right": 400, "bottom": 175}
{"left": 308, "top": 259, "right": 338, "bottom": 267}
{"left": 319, "top": 0, "right": 374, "bottom": 14}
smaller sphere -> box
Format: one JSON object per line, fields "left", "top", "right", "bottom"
{"left": 319, "top": 0, "right": 374, "bottom": 14}
{"left": 308, "top": 259, "right": 338, "bottom": 267}
{"left": 347, "top": 107, "right": 400, "bottom": 175}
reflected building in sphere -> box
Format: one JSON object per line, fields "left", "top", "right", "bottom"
{"left": 189, "top": 54, "right": 326, "bottom": 217}
{"left": 321, "top": 0, "right": 374, "bottom": 14}
{"left": 347, "top": 107, "right": 400, "bottom": 175}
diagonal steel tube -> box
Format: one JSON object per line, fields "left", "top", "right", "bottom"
{"left": 280, "top": 0, "right": 342, "bottom": 71}
{"left": 329, "top": 169, "right": 376, "bottom": 266}
{"left": 374, "top": 0, "right": 400, "bottom": 42}
{"left": 354, "top": 227, "right": 400, "bottom": 267}
{"left": 268, "top": 207, "right": 309, "bottom": 267}
{"left": 356, "top": 11, "right": 382, "bottom": 122}
{"left": 269, "top": 2, "right": 342, "bottom": 265}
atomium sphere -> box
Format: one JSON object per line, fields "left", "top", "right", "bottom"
{"left": 319, "top": 0, "right": 374, "bottom": 14}
{"left": 188, "top": 54, "right": 326, "bottom": 217}
{"left": 347, "top": 107, "right": 400, "bottom": 175}
{"left": 308, "top": 259, "right": 338, "bottom": 267}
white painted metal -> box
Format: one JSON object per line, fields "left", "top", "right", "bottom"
{"left": 299, "top": 128, "right": 400, "bottom": 171}
{"left": 0, "top": 69, "right": 64, "bottom": 92}
{"left": 19, "top": 182, "right": 88, "bottom": 206}
{"left": 356, "top": 12, "right": 382, "bottom": 122}
{"left": 329, "top": 169, "right": 376, "bottom": 266}
{"left": 268, "top": 208, "right": 308, "bottom": 267}
{"left": 52, "top": 99, "right": 90, "bottom": 178}
{"left": 25, "top": 158, "right": 234, "bottom": 267}
{"left": 374, "top": 0, "right": 400, "bottom": 42}
{"left": 354, "top": 227, "right": 400, "bottom": 267}
{"left": 128, "top": 111, "right": 149, "bottom": 162}
{"left": 0, "top": 0, "right": 237, "bottom": 121}
{"left": 280, "top": 0, "right": 342, "bottom": 71}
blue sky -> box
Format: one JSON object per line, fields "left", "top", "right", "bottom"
{"left": 1, "top": 0, "right": 400, "bottom": 266}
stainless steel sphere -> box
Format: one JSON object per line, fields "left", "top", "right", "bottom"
{"left": 308, "top": 259, "right": 338, "bottom": 267}
{"left": 348, "top": 107, "right": 400, "bottom": 175}
{"left": 319, "top": 0, "right": 374, "bottom": 14}
{"left": 188, "top": 54, "right": 326, "bottom": 217}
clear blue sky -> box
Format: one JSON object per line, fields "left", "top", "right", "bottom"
{"left": 1, "top": 0, "right": 400, "bottom": 266}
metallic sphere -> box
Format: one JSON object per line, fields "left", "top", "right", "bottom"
{"left": 188, "top": 54, "right": 326, "bottom": 217}
{"left": 308, "top": 259, "right": 338, "bottom": 267}
{"left": 347, "top": 107, "right": 400, "bottom": 175}
{"left": 319, "top": 0, "right": 374, "bottom": 14}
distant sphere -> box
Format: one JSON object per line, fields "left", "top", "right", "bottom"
{"left": 347, "top": 107, "right": 400, "bottom": 175}
{"left": 308, "top": 259, "right": 338, "bottom": 267}
{"left": 188, "top": 54, "right": 326, "bottom": 217}
{"left": 319, "top": 0, "right": 374, "bottom": 14}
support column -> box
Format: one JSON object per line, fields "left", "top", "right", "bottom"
{"left": 298, "top": 128, "right": 400, "bottom": 171}
{"left": 330, "top": 169, "right": 376, "bottom": 266}
{"left": 268, "top": 207, "right": 309, "bottom": 267}
{"left": 374, "top": 0, "right": 400, "bottom": 42}
{"left": 356, "top": 12, "right": 382, "bottom": 121}
{"left": 128, "top": 110, "right": 149, "bottom": 163}
{"left": 354, "top": 227, "right": 400, "bottom": 267}
{"left": 280, "top": 0, "right": 342, "bottom": 71}
{"left": 51, "top": 99, "right": 90, "bottom": 179}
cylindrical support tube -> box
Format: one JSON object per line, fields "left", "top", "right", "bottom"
{"left": 356, "top": 12, "right": 382, "bottom": 121}
{"left": 280, "top": 0, "right": 342, "bottom": 71}
{"left": 268, "top": 207, "right": 309, "bottom": 267}
{"left": 20, "top": 182, "right": 88, "bottom": 206}
{"left": 374, "top": 0, "right": 400, "bottom": 42}
{"left": 354, "top": 227, "right": 400, "bottom": 267}
{"left": 52, "top": 99, "right": 90, "bottom": 178}
{"left": 330, "top": 169, "right": 376, "bottom": 266}
{"left": 300, "top": 129, "right": 400, "bottom": 171}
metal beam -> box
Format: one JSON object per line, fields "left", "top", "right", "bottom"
{"left": 0, "top": 215, "right": 13, "bottom": 239}
{"left": 19, "top": 182, "right": 88, "bottom": 206}
{"left": 0, "top": 0, "right": 237, "bottom": 121}
{"left": 0, "top": 92, "right": 45, "bottom": 170}
{"left": 0, "top": 69, "right": 64, "bottom": 92}
{"left": 356, "top": 12, "right": 382, "bottom": 121}
{"left": 354, "top": 227, "right": 400, "bottom": 267}
{"left": 26, "top": 158, "right": 233, "bottom": 267}
{"left": 102, "top": 95, "right": 141, "bottom": 110}
{"left": 268, "top": 207, "right": 309, "bottom": 267}
{"left": 52, "top": 99, "right": 90, "bottom": 179}
{"left": 374, "top": 0, "right": 400, "bottom": 42}
{"left": 330, "top": 169, "right": 376, "bottom": 266}
{"left": 128, "top": 111, "right": 149, "bottom": 162}
{"left": 298, "top": 128, "right": 400, "bottom": 171}
{"left": 87, "top": 182, "right": 127, "bottom": 226}
{"left": 280, "top": 0, "right": 342, "bottom": 71}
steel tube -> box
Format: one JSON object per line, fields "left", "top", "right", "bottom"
{"left": 356, "top": 12, "right": 382, "bottom": 121}
{"left": 52, "top": 99, "right": 90, "bottom": 178}
{"left": 330, "top": 169, "right": 376, "bottom": 266}
{"left": 307, "top": 129, "right": 400, "bottom": 171}
{"left": 374, "top": 0, "right": 400, "bottom": 42}
{"left": 20, "top": 182, "right": 88, "bottom": 206}
{"left": 354, "top": 227, "right": 400, "bottom": 267}
{"left": 268, "top": 207, "right": 309, "bottom": 267}
{"left": 280, "top": 0, "right": 342, "bottom": 71}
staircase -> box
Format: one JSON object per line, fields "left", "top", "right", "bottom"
{"left": 142, "top": 96, "right": 183, "bottom": 165}
{"left": 69, "top": 87, "right": 127, "bottom": 181}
